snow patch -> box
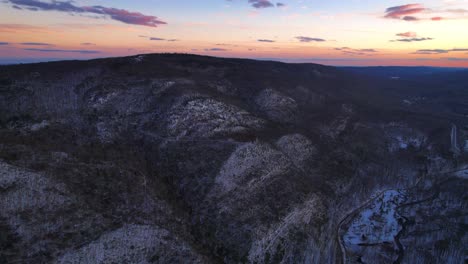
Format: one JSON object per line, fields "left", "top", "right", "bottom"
{"left": 344, "top": 190, "right": 406, "bottom": 246}
{"left": 30, "top": 120, "right": 49, "bottom": 131}
{"left": 133, "top": 55, "right": 145, "bottom": 63}
{"left": 383, "top": 124, "right": 426, "bottom": 152}
{"left": 255, "top": 88, "right": 298, "bottom": 123}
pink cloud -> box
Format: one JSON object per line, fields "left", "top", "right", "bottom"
{"left": 7, "top": 0, "right": 166, "bottom": 27}
{"left": 384, "top": 4, "right": 426, "bottom": 20}
{"left": 396, "top": 32, "right": 417, "bottom": 37}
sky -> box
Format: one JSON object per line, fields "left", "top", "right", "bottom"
{"left": 0, "top": 0, "right": 468, "bottom": 66}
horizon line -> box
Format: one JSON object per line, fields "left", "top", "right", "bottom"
{"left": 1, "top": 53, "right": 468, "bottom": 69}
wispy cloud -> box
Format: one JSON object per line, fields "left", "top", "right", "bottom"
{"left": 80, "top": 43, "right": 95, "bottom": 46}
{"left": 359, "top": 49, "right": 378, "bottom": 52}
{"left": 204, "top": 48, "right": 228, "bottom": 51}
{"left": 139, "top": 36, "right": 180, "bottom": 42}
{"left": 0, "top": 24, "right": 51, "bottom": 33}
{"left": 215, "top": 43, "right": 238, "bottom": 47}
{"left": 396, "top": 31, "right": 417, "bottom": 37}
{"left": 446, "top": 8, "right": 468, "bottom": 14}
{"left": 296, "top": 36, "right": 326, "bottom": 42}
{"left": 5, "top": 0, "right": 167, "bottom": 27}
{"left": 24, "top": 48, "right": 101, "bottom": 54}
{"left": 258, "top": 39, "right": 275, "bottom": 43}
{"left": 384, "top": 4, "right": 426, "bottom": 21}
{"left": 20, "top": 42, "right": 52, "bottom": 46}
{"left": 335, "top": 47, "right": 378, "bottom": 56}
{"left": 0, "top": 42, "right": 9, "bottom": 45}
{"left": 383, "top": 3, "right": 468, "bottom": 22}
{"left": 412, "top": 48, "right": 468, "bottom": 54}
{"left": 444, "top": 57, "right": 468, "bottom": 61}
{"left": 392, "top": 32, "right": 433, "bottom": 42}
{"left": 249, "top": 0, "right": 274, "bottom": 8}
{"left": 413, "top": 49, "right": 448, "bottom": 54}
{"left": 392, "top": 37, "right": 433, "bottom": 42}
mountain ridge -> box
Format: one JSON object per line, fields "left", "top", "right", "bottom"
{"left": 0, "top": 53, "right": 466, "bottom": 263}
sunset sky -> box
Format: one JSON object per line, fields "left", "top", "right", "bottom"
{"left": 1, "top": 0, "right": 467, "bottom": 66}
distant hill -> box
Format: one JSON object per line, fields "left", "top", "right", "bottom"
{"left": 342, "top": 66, "right": 468, "bottom": 79}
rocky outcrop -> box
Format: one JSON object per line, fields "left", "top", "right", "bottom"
{"left": 167, "top": 97, "right": 266, "bottom": 139}
{"left": 255, "top": 89, "right": 298, "bottom": 124}
{"left": 57, "top": 224, "right": 206, "bottom": 264}
{"left": 211, "top": 142, "right": 293, "bottom": 193}
{"left": 201, "top": 141, "right": 324, "bottom": 262}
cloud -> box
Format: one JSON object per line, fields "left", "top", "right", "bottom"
{"left": 358, "top": 49, "right": 377, "bottom": 52}
{"left": 24, "top": 48, "right": 100, "bottom": 54}
{"left": 6, "top": 0, "right": 167, "bottom": 27}
{"left": 393, "top": 31, "right": 433, "bottom": 42}
{"left": 248, "top": 0, "right": 274, "bottom": 8}
{"left": 396, "top": 31, "right": 417, "bottom": 37}
{"left": 257, "top": 39, "right": 275, "bottom": 42}
{"left": 402, "top": 16, "right": 420, "bottom": 21}
{"left": 140, "top": 36, "right": 179, "bottom": 42}
{"left": 335, "top": 47, "right": 377, "bottom": 52}
{"left": 394, "top": 37, "right": 433, "bottom": 42}
{"left": 383, "top": 4, "right": 467, "bottom": 22}
{"left": 384, "top": 4, "right": 426, "bottom": 21}
{"left": 335, "top": 47, "right": 378, "bottom": 56}
{"left": 0, "top": 42, "right": 9, "bottom": 45}
{"left": 20, "top": 42, "right": 52, "bottom": 46}
{"left": 296, "top": 36, "right": 326, "bottom": 42}
{"left": 385, "top": 4, "right": 425, "bottom": 18}
{"left": 444, "top": 57, "right": 468, "bottom": 61}
{"left": 204, "top": 48, "right": 228, "bottom": 51}
{"left": 446, "top": 9, "right": 468, "bottom": 14}
{"left": 229, "top": 1, "right": 284, "bottom": 9}
{"left": 411, "top": 48, "right": 468, "bottom": 54}
{"left": 0, "top": 24, "right": 51, "bottom": 33}
{"left": 215, "top": 43, "right": 238, "bottom": 47}
{"left": 412, "top": 49, "right": 448, "bottom": 54}
{"left": 81, "top": 42, "right": 95, "bottom": 46}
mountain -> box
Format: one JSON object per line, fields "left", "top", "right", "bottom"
{"left": 341, "top": 66, "right": 467, "bottom": 79}
{"left": 0, "top": 54, "right": 467, "bottom": 264}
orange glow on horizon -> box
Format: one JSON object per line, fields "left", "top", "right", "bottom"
{"left": 1, "top": 0, "right": 467, "bottom": 67}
